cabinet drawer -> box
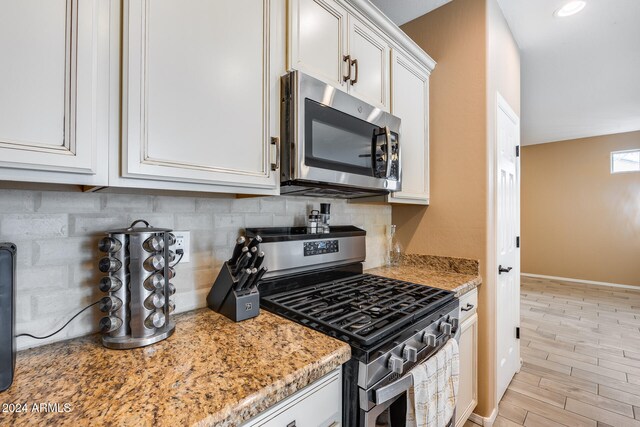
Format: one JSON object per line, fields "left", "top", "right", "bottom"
{"left": 459, "top": 288, "right": 477, "bottom": 322}
{"left": 243, "top": 369, "right": 342, "bottom": 427}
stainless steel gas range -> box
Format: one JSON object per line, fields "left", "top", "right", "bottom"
{"left": 247, "top": 226, "right": 459, "bottom": 427}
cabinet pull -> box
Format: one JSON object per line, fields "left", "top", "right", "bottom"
{"left": 461, "top": 303, "right": 475, "bottom": 312}
{"left": 270, "top": 137, "right": 280, "bottom": 171}
{"left": 286, "top": 422, "right": 296, "bottom": 427}
{"left": 343, "top": 55, "right": 352, "bottom": 82}
{"left": 351, "top": 58, "right": 359, "bottom": 85}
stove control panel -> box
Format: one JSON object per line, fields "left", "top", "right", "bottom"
{"left": 303, "top": 240, "right": 339, "bottom": 256}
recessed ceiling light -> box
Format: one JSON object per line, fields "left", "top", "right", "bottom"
{"left": 554, "top": 1, "right": 586, "bottom": 17}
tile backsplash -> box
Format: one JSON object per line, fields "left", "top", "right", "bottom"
{"left": 0, "top": 189, "right": 391, "bottom": 350}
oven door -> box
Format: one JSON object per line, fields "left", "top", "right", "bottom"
{"left": 360, "top": 330, "right": 461, "bottom": 427}
{"left": 286, "top": 71, "right": 402, "bottom": 192}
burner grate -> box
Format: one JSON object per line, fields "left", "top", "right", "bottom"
{"left": 261, "top": 274, "right": 454, "bottom": 346}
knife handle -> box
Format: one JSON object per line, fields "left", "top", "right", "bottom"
{"left": 248, "top": 267, "right": 268, "bottom": 290}
{"left": 252, "top": 251, "right": 265, "bottom": 270}
{"left": 247, "top": 235, "right": 262, "bottom": 252}
{"left": 233, "top": 252, "right": 252, "bottom": 275}
{"left": 234, "top": 268, "right": 251, "bottom": 291}
{"left": 229, "top": 237, "right": 247, "bottom": 265}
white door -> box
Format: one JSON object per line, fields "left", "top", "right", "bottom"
{"left": 496, "top": 93, "right": 521, "bottom": 401}
{"left": 388, "top": 49, "right": 430, "bottom": 205}
{"left": 0, "top": 0, "right": 109, "bottom": 185}
{"left": 289, "top": 0, "right": 349, "bottom": 90}
{"left": 122, "top": 0, "right": 280, "bottom": 190}
{"left": 347, "top": 16, "right": 389, "bottom": 110}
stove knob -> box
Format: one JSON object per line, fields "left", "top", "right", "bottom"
{"left": 403, "top": 346, "right": 418, "bottom": 363}
{"left": 440, "top": 322, "right": 453, "bottom": 336}
{"left": 388, "top": 355, "right": 404, "bottom": 375}
{"left": 451, "top": 318, "right": 459, "bottom": 331}
{"left": 422, "top": 332, "right": 437, "bottom": 347}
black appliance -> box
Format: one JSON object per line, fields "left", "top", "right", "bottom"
{"left": 0, "top": 243, "right": 16, "bottom": 392}
{"left": 248, "top": 227, "right": 459, "bottom": 427}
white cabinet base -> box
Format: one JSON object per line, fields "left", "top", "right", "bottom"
{"left": 242, "top": 368, "right": 342, "bottom": 427}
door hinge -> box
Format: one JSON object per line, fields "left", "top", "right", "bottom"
{"left": 516, "top": 236, "right": 520, "bottom": 248}
{"left": 516, "top": 327, "right": 520, "bottom": 339}
{"left": 516, "top": 145, "right": 520, "bottom": 157}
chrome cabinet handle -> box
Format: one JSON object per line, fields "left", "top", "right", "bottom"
{"left": 461, "top": 303, "right": 475, "bottom": 312}
{"left": 351, "top": 58, "right": 359, "bottom": 84}
{"left": 270, "top": 136, "right": 280, "bottom": 171}
{"left": 343, "top": 55, "right": 352, "bottom": 82}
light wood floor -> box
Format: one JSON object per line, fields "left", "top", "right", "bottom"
{"left": 465, "top": 275, "right": 640, "bottom": 427}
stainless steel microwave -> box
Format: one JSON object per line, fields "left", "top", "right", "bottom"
{"left": 280, "top": 71, "right": 402, "bottom": 198}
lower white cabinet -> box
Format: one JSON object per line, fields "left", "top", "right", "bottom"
{"left": 456, "top": 289, "right": 478, "bottom": 427}
{"left": 242, "top": 368, "right": 342, "bottom": 427}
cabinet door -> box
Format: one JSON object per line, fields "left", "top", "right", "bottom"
{"left": 388, "top": 49, "right": 430, "bottom": 205}
{"left": 0, "top": 0, "right": 108, "bottom": 185}
{"left": 242, "top": 369, "right": 342, "bottom": 427}
{"left": 347, "top": 17, "right": 390, "bottom": 110}
{"left": 456, "top": 312, "right": 478, "bottom": 427}
{"left": 289, "top": 0, "right": 348, "bottom": 90}
{"left": 122, "top": 0, "right": 280, "bottom": 190}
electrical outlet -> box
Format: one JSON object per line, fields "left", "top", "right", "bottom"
{"left": 172, "top": 230, "right": 190, "bottom": 263}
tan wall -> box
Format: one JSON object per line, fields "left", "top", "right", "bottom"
{"left": 522, "top": 131, "right": 640, "bottom": 286}
{"left": 395, "top": 0, "right": 487, "bottom": 262}
{"left": 396, "top": 0, "right": 520, "bottom": 417}
{"left": 396, "top": 0, "right": 492, "bottom": 415}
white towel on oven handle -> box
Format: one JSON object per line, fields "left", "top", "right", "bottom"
{"left": 406, "top": 338, "right": 460, "bottom": 427}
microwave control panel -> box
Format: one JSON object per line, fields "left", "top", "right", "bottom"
{"left": 303, "top": 240, "right": 339, "bottom": 256}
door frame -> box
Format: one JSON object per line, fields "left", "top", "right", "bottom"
{"left": 488, "top": 91, "right": 521, "bottom": 410}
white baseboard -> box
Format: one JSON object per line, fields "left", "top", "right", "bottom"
{"left": 521, "top": 273, "right": 640, "bottom": 290}
{"left": 469, "top": 407, "right": 497, "bottom": 427}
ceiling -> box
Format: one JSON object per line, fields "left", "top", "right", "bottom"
{"left": 497, "top": 0, "right": 640, "bottom": 145}
{"left": 369, "top": 0, "right": 452, "bottom": 26}
{"left": 370, "top": 0, "right": 640, "bottom": 146}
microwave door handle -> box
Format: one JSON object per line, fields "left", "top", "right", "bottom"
{"left": 383, "top": 126, "right": 392, "bottom": 178}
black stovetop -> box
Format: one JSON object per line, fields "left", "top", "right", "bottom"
{"left": 261, "top": 273, "right": 454, "bottom": 348}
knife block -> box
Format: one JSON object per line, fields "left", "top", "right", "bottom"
{"left": 207, "top": 262, "right": 260, "bottom": 322}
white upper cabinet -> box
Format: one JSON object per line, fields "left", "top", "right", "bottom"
{"left": 121, "top": 0, "right": 283, "bottom": 192}
{"left": 347, "top": 16, "right": 390, "bottom": 110}
{"left": 0, "top": 0, "right": 109, "bottom": 185}
{"left": 289, "top": 0, "right": 349, "bottom": 90}
{"left": 289, "top": 0, "right": 390, "bottom": 110}
{"left": 388, "top": 49, "right": 431, "bottom": 205}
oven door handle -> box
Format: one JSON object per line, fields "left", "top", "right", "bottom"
{"left": 374, "top": 372, "right": 414, "bottom": 406}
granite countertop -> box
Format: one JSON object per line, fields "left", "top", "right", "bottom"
{"left": 366, "top": 254, "right": 482, "bottom": 297}
{"left": 1, "top": 309, "right": 351, "bottom": 427}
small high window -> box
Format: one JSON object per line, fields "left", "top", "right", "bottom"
{"left": 611, "top": 149, "right": 640, "bottom": 174}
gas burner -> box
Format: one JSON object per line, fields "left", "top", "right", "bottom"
{"left": 347, "top": 314, "right": 373, "bottom": 330}
{"left": 262, "top": 274, "right": 454, "bottom": 346}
